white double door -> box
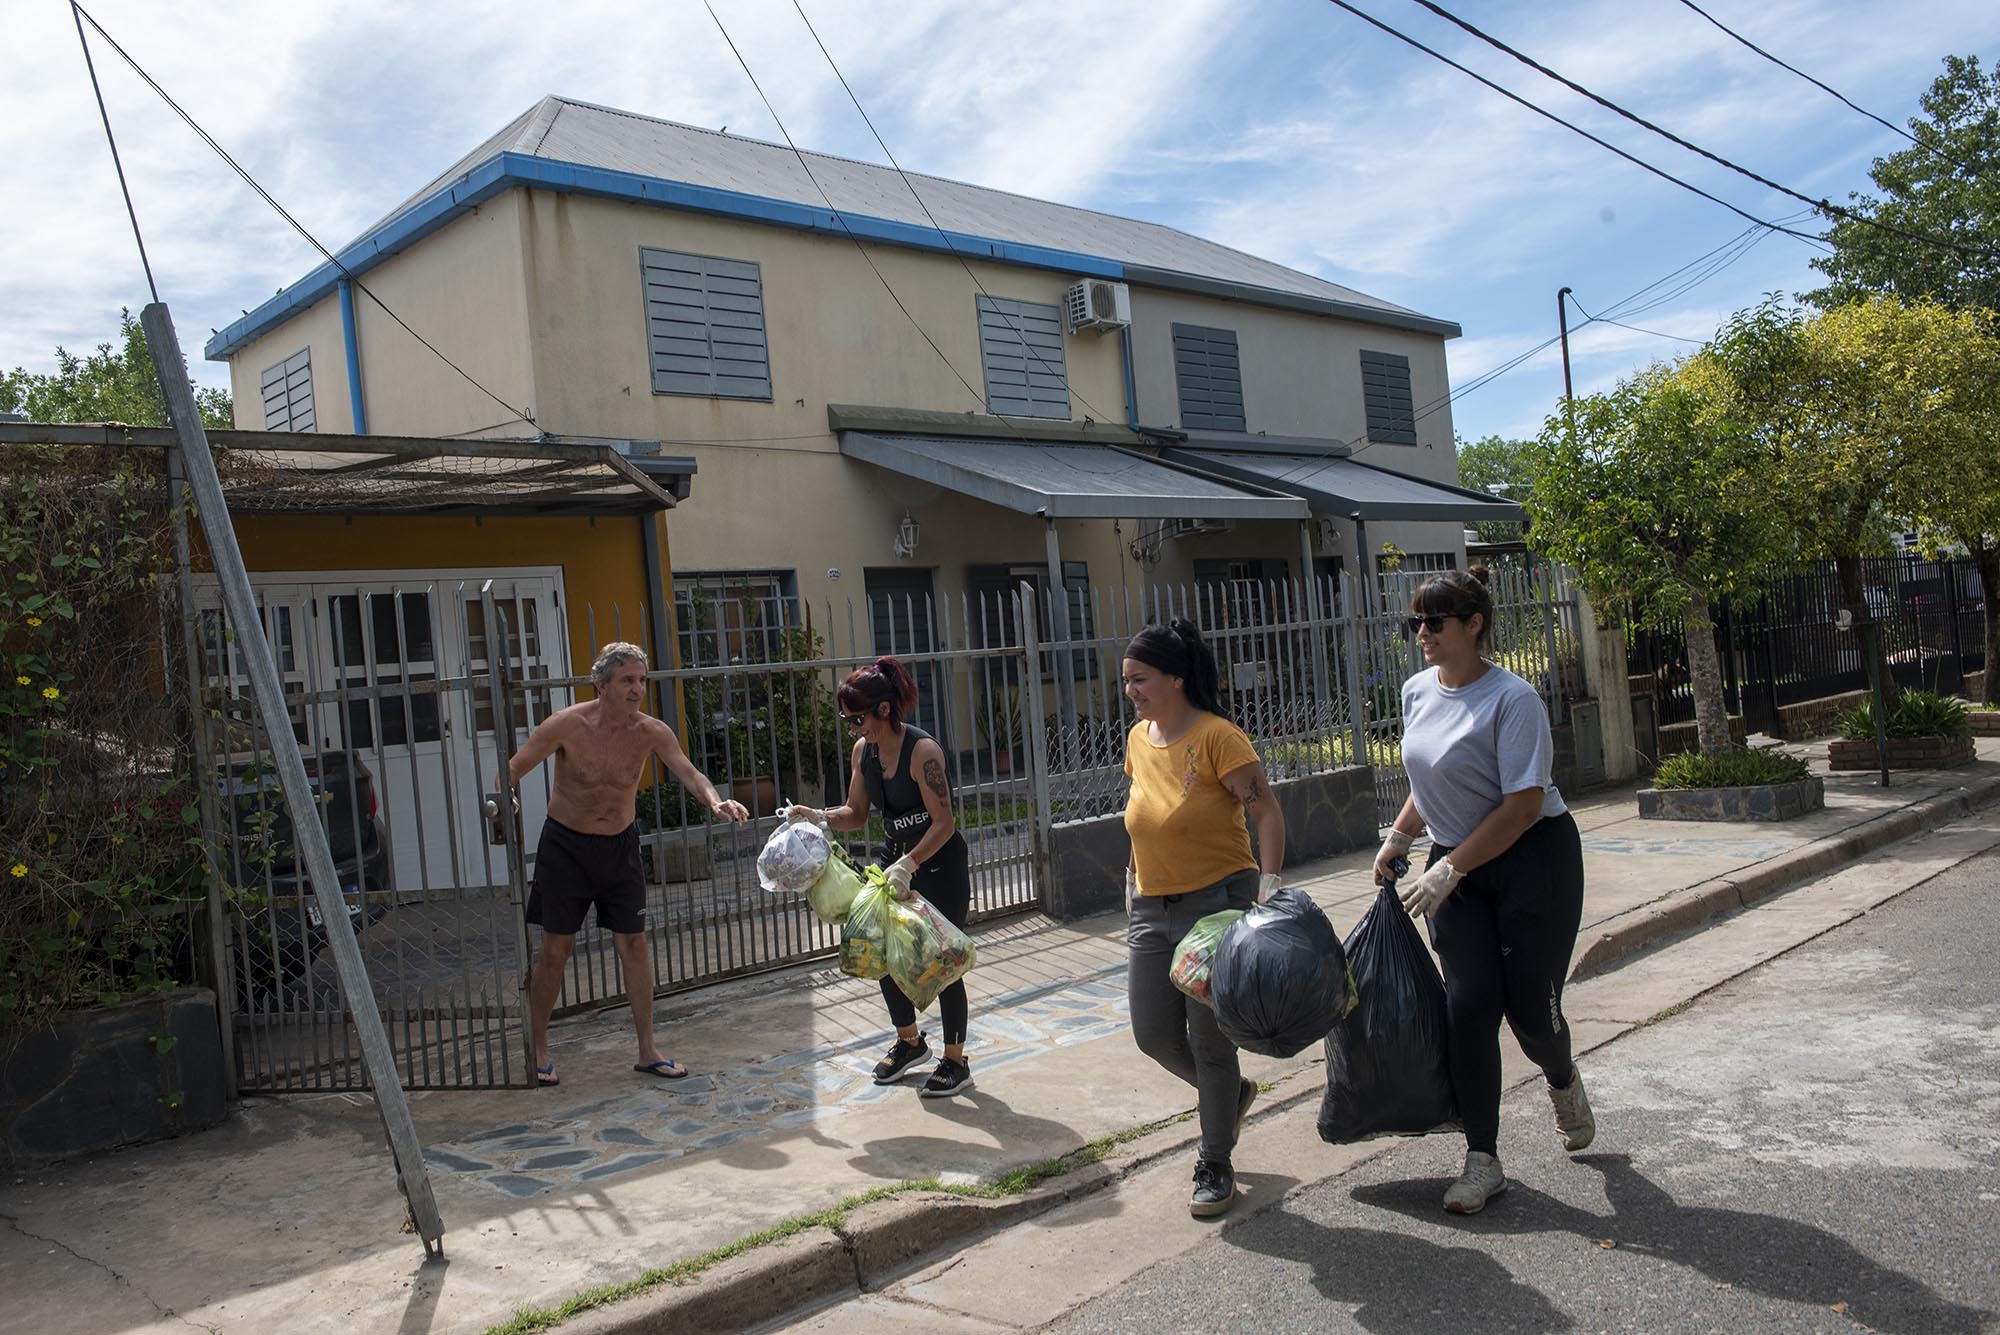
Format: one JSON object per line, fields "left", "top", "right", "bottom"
{"left": 196, "top": 569, "right": 571, "bottom": 895}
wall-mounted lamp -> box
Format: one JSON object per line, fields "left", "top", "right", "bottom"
{"left": 894, "top": 511, "right": 921, "bottom": 559}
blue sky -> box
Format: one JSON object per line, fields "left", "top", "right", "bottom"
{"left": 5, "top": 0, "right": 1993, "bottom": 444}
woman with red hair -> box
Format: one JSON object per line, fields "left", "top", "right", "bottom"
{"left": 787, "top": 656, "right": 974, "bottom": 1097}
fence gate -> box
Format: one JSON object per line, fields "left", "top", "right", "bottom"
{"left": 197, "top": 580, "right": 540, "bottom": 1092}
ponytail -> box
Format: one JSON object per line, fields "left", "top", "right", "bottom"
{"left": 837, "top": 654, "right": 920, "bottom": 725}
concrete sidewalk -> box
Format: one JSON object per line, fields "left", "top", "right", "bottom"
{"left": 4, "top": 741, "right": 1997, "bottom": 1335}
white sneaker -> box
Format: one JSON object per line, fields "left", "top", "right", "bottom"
{"left": 1548, "top": 1068, "right": 1596, "bottom": 1152}
{"left": 1443, "top": 1150, "right": 1507, "bottom": 1214}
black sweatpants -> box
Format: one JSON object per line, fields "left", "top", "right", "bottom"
{"left": 1427, "top": 812, "right": 1585, "bottom": 1156}
{"left": 879, "top": 833, "right": 972, "bottom": 1046}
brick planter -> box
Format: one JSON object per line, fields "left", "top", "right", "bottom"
{"left": 1828, "top": 734, "right": 1976, "bottom": 770}
{"left": 1638, "top": 776, "right": 1824, "bottom": 822}
{"left": 1968, "top": 711, "right": 2000, "bottom": 737}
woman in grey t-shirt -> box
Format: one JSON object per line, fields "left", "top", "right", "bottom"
{"left": 1371, "top": 568, "right": 1595, "bottom": 1215}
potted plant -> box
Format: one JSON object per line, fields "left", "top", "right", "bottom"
{"left": 1637, "top": 747, "right": 1822, "bottom": 822}
{"left": 1828, "top": 689, "right": 1974, "bottom": 771}
{"left": 977, "top": 685, "right": 1024, "bottom": 776}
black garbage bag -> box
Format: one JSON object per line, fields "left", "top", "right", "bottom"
{"left": 1318, "top": 884, "right": 1460, "bottom": 1143}
{"left": 1209, "top": 886, "right": 1353, "bottom": 1058}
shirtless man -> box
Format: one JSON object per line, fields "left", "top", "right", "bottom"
{"left": 508, "top": 641, "right": 748, "bottom": 1085}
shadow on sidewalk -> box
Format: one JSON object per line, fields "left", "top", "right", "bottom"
{"left": 1347, "top": 1152, "right": 1989, "bottom": 1335}
{"left": 845, "top": 1087, "right": 1083, "bottom": 1181}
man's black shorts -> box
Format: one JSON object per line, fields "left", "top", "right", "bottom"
{"left": 526, "top": 817, "right": 646, "bottom": 935}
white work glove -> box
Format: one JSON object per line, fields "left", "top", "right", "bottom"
{"left": 783, "top": 804, "right": 826, "bottom": 828}
{"left": 1399, "top": 858, "right": 1463, "bottom": 918}
{"left": 1125, "top": 867, "right": 1139, "bottom": 912}
{"left": 1258, "top": 873, "right": 1281, "bottom": 904}
{"left": 886, "top": 855, "right": 917, "bottom": 899}
{"left": 1374, "top": 828, "right": 1414, "bottom": 887}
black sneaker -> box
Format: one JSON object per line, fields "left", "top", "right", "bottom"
{"left": 919, "top": 1057, "right": 973, "bottom": 1099}
{"left": 1190, "top": 1158, "right": 1236, "bottom": 1218}
{"left": 872, "top": 1032, "right": 931, "bottom": 1084}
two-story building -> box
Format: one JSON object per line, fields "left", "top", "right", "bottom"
{"left": 206, "top": 94, "right": 1516, "bottom": 723}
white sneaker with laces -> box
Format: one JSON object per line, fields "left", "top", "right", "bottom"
{"left": 1549, "top": 1068, "right": 1596, "bottom": 1152}
{"left": 1443, "top": 1150, "right": 1507, "bottom": 1214}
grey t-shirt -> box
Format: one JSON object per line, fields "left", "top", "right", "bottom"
{"left": 1401, "top": 663, "right": 1567, "bottom": 848}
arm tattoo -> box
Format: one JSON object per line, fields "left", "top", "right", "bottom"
{"left": 1239, "top": 776, "right": 1268, "bottom": 808}
{"left": 922, "top": 757, "right": 951, "bottom": 804}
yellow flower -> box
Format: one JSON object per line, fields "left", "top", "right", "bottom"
{"left": 25, "top": 616, "right": 42, "bottom": 627}
{"left": 110, "top": 834, "right": 126, "bottom": 845}
{"left": 8, "top": 864, "right": 25, "bottom": 879}
{"left": 41, "top": 687, "right": 59, "bottom": 700}
{"left": 14, "top": 676, "right": 27, "bottom": 686}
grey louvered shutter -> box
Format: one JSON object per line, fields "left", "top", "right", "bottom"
{"left": 1172, "top": 323, "right": 1246, "bottom": 431}
{"left": 1359, "top": 350, "right": 1416, "bottom": 444}
{"left": 977, "top": 296, "right": 1069, "bottom": 419}
{"left": 260, "top": 349, "right": 315, "bottom": 432}
{"left": 642, "top": 248, "right": 772, "bottom": 400}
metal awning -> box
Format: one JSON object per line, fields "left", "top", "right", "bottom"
{"left": 1159, "top": 446, "right": 1525, "bottom": 523}
{"left": 840, "top": 431, "right": 1308, "bottom": 520}
{"left": 0, "top": 422, "right": 694, "bottom": 516}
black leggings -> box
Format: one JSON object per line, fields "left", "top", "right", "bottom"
{"left": 880, "top": 834, "right": 972, "bottom": 1047}
{"left": 1427, "top": 812, "right": 1585, "bottom": 1156}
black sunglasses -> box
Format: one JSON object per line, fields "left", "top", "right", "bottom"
{"left": 1406, "top": 612, "right": 1467, "bottom": 634}
{"left": 841, "top": 711, "right": 872, "bottom": 726}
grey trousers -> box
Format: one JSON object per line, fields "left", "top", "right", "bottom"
{"left": 1126, "top": 868, "right": 1260, "bottom": 1163}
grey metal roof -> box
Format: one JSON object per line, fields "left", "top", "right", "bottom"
{"left": 1160, "top": 448, "right": 1525, "bottom": 523}
{"left": 840, "top": 432, "right": 1308, "bottom": 521}
{"left": 378, "top": 96, "right": 1449, "bottom": 329}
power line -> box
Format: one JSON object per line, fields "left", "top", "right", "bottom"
{"left": 702, "top": 1, "right": 1035, "bottom": 433}
{"left": 1402, "top": 0, "right": 1994, "bottom": 263}
{"left": 1673, "top": 0, "right": 1926, "bottom": 152}
{"left": 1569, "top": 303, "right": 1705, "bottom": 345}
{"left": 71, "top": 4, "right": 539, "bottom": 432}
{"left": 71, "top": 5, "right": 156, "bottom": 305}
{"left": 789, "top": 0, "right": 1117, "bottom": 426}
{"left": 1322, "top": 0, "right": 1829, "bottom": 248}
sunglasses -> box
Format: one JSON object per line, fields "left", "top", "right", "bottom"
{"left": 1406, "top": 612, "right": 1467, "bottom": 634}
{"left": 841, "top": 711, "right": 872, "bottom": 726}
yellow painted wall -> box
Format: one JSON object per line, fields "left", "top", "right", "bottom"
{"left": 229, "top": 512, "right": 655, "bottom": 678}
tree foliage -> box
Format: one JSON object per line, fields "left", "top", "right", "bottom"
{"left": 1805, "top": 55, "right": 2000, "bottom": 312}
{"left": 0, "top": 309, "right": 231, "bottom": 430}
{"left": 1454, "top": 434, "right": 1537, "bottom": 544}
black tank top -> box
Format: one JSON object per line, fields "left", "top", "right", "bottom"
{"left": 862, "top": 725, "right": 944, "bottom": 858}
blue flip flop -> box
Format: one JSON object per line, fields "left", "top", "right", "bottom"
{"left": 634, "top": 1059, "right": 690, "bottom": 1080}
{"left": 535, "top": 1061, "right": 560, "bottom": 1087}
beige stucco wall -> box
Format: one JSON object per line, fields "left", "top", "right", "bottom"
{"left": 1126, "top": 286, "right": 1468, "bottom": 574}
{"left": 223, "top": 192, "right": 538, "bottom": 437}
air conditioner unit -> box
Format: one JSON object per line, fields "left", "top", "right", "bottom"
{"left": 1162, "top": 517, "right": 1234, "bottom": 540}
{"left": 1065, "top": 279, "right": 1132, "bottom": 334}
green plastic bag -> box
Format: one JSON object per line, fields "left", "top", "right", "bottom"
{"left": 1169, "top": 909, "right": 1244, "bottom": 1007}
{"left": 808, "top": 853, "right": 867, "bottom": 925}
{"left": 838, "top": 872, "right": 891, "bottom": 980}
{"left": 880, "top": 873, "right": 976, "bottom": 1011}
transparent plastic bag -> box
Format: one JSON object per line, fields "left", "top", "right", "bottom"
{"left": 807, "top": 853, "right": 868, "bottom": 925}
{"left": 758, "top": 820, "right": 831, "bottom": 894}
{"left": 1169, "top": 909, "right": 1245, "bottom": 1007}
{"left": 881, "top": 876, "right": 976, "bottom": 1011}
{"left": 838, "top": 872, "right": 891, "bottom": 980}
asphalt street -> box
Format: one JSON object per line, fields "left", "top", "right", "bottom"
{"left": 1044, "top": 849, "right": 2000, "bottom": 1335}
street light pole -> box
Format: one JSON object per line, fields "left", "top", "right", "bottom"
{"left": 1557, "top": 286, "right": 1576, "bottom": 440}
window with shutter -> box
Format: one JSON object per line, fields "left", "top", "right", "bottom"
{"left": 968, "top": 561, "right": 1094, "bottom": 679}
{"left": 977, "top": 296, "right": 1070, "bottom": 419}
{"left": 642, "top": 248, "right": 773, "bottom": 401}
{"left": 260, "top": 349, "right": 316, "bottom": 433}
{"left": 1359, "top": 349, "right": 1417, "bottom": 444}
{"left": 1172, "top": 324, "right": 1246, "bottom": 431}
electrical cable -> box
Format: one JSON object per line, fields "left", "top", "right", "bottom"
{"left": 1323, "top": 0, "right": 1830, "bottom": 249}
{"left": 789, "top": 0, "right": 1116, "bottom": 426}
{"left": 702, "top": 1, "right": 1036, "bottom": 434}
{"left": 71, "top": 4, "right": 156, "bottom": 304}
{"left": 1402, "top": 0, "right": 1993, "bottom": 263}
{"left": 71, "top": 3, "right": 540, "bottom": 431}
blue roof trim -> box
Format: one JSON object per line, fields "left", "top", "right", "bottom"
{"left": 206, "top": 153, "right": 1126, "bottom": 360}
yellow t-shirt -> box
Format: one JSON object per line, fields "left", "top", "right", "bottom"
{"left": 1123, "top": 712, "right": 1261, "bottom": 896}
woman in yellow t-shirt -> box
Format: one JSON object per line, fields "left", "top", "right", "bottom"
{"left": 1121, "top": 618, "right": 1286, "bottom": 1219}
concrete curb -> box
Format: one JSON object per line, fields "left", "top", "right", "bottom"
{"left": 555, "top": 1071, "right": 1330, "bottom": 1335}
{"left": 1570, "top": 771, "right": 2000, "bottom": 979}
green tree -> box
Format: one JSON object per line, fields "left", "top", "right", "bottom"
{"left": 1454, "top": 433, "right": 1538, "bottom": 544}
{"left": 0, "top": 309, "right": 231, "bottom": 429}
{"left": 1527, "top": 362, "right": 1783, "bottom": 755}
{"left": 1805, "top": 55, "right": 2000, "bottom": 312}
